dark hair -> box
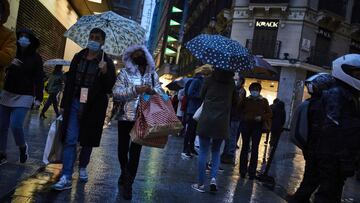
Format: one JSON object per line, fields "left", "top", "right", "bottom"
{"left": 249, "top": 82, "right": 262, "bottom": 91}
{"left": 90, "top": 28, "right": 106, "bottom": 40}
{"left": 273, "top": 98, "right": 280, "bottom": 104}
{"left": 238, "top": 75, "right": 245, "bottom": 86}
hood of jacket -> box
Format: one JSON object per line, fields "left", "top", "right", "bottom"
{"left": 122, "top": 45, "right": 155, "bottom": 74}
{"left": 16, "top": 28, "right": 40, "bottom": 54}
{"left": 212, "top": 69, "right": 234, "bottom": 84}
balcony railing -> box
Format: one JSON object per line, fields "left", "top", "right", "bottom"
{"left": 250, "top": 0, "right": 289, "bottom": 3}
{"left": 308, "top": 48, "right": 338, "bottom": 68}
{"left": 246, "top": 39, "right": 281, "bottom": 59}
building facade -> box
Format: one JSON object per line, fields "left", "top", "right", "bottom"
{"left": 231, "top": 0, "right": 360, "bottom": 127}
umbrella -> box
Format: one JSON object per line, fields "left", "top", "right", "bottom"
{"left": 44, "top": 59, "right": 71, "bottom": 66}
{"left": 166, "top": 77, "right": 191, "bottom": 91}
{"left": 64, "top": 11, "right": 146, "bottom": 56}
{"left": 251, "top": 56, "right": 278, "bottom": 76}
{"left": 186, "top": 34, "right": 254, "bottom": 72}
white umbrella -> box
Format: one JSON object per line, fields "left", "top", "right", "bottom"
{"left": 64, "top": 11, "right": 146, "bottom": 56}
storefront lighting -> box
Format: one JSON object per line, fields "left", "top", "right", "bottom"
{"left": 167, "top": 36, "right": 178, "bottom": 42}
{"left": 165, "top": 48, "right": 176, "bottom": 55}
{"left": 88, "top": 0, "right": 102, "bottom": 3}
{"left": 113, "top": 60, "right": 118, "bottom": 65}
{"left": 170, "top": 20, "right": 180, "bottom": 26}
{"left": 172, "top": 6, "right": 182, "bottom": 13}
{"left": 93, "top": 12, "right": 102, "bottom": 15}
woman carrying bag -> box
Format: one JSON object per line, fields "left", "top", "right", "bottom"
{"left": 113, "top": 45, "right": 163, "bottom": 200}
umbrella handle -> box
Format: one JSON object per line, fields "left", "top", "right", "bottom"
{"left": 101, "top": 51, "right": 105, "bottom": 62}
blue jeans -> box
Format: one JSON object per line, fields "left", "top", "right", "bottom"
{"left": 198, "top": 136, "right": 223, "bottom": 185}
{"left": 62, "top": 100, "right": 93, "bottom": 179}
{"left": 223, "top": 121, "right": 241, "bottom": 157}
{"left": 0, "top": 105, "right": 29, "bottom": 153}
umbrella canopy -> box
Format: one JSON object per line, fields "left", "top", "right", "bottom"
{"left": 166, "top": 77, "right": 191, "bottom": 91}
{"left": 64, "top": 11, "right": 146, "bottom": 56}
{"left": 44, "top": 59, "right": 71, "bottom": 67}
{"left": 186, "top": 34, "right": 254, "bottom": 72}
{"left": 251, "top": 56, "right": 278, "bottom": 76}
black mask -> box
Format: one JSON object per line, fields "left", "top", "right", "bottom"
{"left": 132, "top": 56, "right": 147, "bottom": 66}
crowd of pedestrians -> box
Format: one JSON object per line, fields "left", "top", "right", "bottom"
{"left": 0, "top": 0, "right": 360, "bottom": 201}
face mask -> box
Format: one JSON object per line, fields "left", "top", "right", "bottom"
{"left": 87, "top": 40, "right": 101, "bottom": 52}
{"left": 18, "top": 37, "right": 31, "bottom": 48}
{"left": 250, "top": 91, "right": 260, "bottom": 97}
{"left": 133, "top": 56, "right": 147, "bottom": 66}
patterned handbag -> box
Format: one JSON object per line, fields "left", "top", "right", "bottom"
{"left": 130, "top": 94, "right": 183, "bottom": 148}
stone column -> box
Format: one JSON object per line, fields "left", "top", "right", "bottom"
{"left": 234, "top": 0, "right": 249, "bottom": 7}
{"left": 277, "top": 66, "right": 307, "bottom": 129}
{"left": 346, "top": 0, "right": 354, "bottom": 24}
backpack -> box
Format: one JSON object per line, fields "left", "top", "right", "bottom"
{"left": 290, "top": 100, "right": 310, "bottom": 150}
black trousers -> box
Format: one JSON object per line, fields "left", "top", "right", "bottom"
{"left": 183, "top": 114, "right": 197, "bottom": 153}
{"left": 314, "top": 155, "right": 346, "bottom": 203}
{"left": 41, "top": 93, "right": 59, "bottom": 116}
{"left": 290, "top": 152, "right": 320, "bottom": 203}
{"left": 117, "top": 121, "right": 142, "bottom": 180}
{"left": 239, "top": 123, "right": 262, "bottom": 176}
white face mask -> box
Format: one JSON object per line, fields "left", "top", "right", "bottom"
{"left": 250, "top": 91, "right": 260, "bottom": 97}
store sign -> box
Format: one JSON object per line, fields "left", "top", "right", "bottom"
{"left": 318, "top": 28, "right": 332, "bottom": 39}
{"left": 255, "top": 20, "right": 279, "bottom": 28}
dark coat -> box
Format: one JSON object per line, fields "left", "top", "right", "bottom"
{"left": 270, "top": 101, "right": 286, "bottom": 133}
{"left": 197, "top": 70, "right": 236, "bottom": 140}
{"left": 60, "top": 49, "right": 116, "bottom": 147}
{"left": 4, "top": 28, "right": 44, "bottom": 101}
{"left": 186, "top": 75, "right": 203, "bottom": 114}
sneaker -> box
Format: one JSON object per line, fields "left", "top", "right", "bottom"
{"left": 191, "top": 183, "right": 205, "bottom": 193}
{"left": 79, "top": 168, "right": 88, "bottom": 182}
{"left": 52, "top": 175, "right": 72, "bottom": 191}
{"left": 19, "top": 144, "right": 28, "bottom": 163}
{"left": 206, "top": 163, "right": 224, "bottom": 173}
{"left": 210, "top": 178, "right": 218, "bottom": 192}
{"left": 181, "top": 152, "right": 192, "bottom": 160}
{"left": 0, "top": 153, "right": 7, "bottom": 166}
{"left": 190, "top": 149, "right": 198, "bottom": 156}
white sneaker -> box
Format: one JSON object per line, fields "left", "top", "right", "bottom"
{"left": 79, "top": 168, "right": 88, "bottom": 182}
{"left": 52, "top": 175, "right": 72, "bottom": 191}
{"left": 191, "top": 183, "right": 205, "bottom": 193}
{"left": 210, "top": 178, "right": 218, "bottom": 192}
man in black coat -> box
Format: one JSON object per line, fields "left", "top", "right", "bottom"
{"left": 52, "top": 28, "right": 116, "bottom": 191}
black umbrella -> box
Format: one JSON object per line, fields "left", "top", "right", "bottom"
{"left": 251, "top": 56, "right": 278, "bottom": 76}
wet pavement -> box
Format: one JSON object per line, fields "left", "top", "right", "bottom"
{"left": 0, "top": 110, "right": 359, "bottom": 203}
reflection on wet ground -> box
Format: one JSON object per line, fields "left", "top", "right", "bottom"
{"left": 1, "top": 111, "right": 359, "bottom": 202}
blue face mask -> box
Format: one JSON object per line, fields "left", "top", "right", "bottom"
{"left": 18, "top": 37, "right": 31, "bottom": 48}
{"left": 250, "top": 91, "right": 260, "bottom": 97}
{"left": 87, "top": 40, "right": 101, "bottom": 52}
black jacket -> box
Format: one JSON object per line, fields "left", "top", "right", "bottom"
{"left": 4, "top": 28, "right": 44, "bottom": 101}
{"left": 270, "top": 101, "right": 286, "bottom": 133}
{"left": 60, "top": 49, "right": 116, "bottom": 147}
{"left": 319, "top": 81, "right": 360, "bottom": 154}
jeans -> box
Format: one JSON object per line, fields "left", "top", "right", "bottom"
{"left": 198, "top": 136, "right": 223, "bottom": 185}
{"left": 41, "top": 92, "right": 59, "bottom": 116}
{"left": 117, "top": 121, "right": 142, "bottom": 180}
{"left": 0, "top": 105, "right": 29, "bottom": 153}
{"left": 62, "top": 100, "right": 93, "bottom": 179}
{"left": 183, "top": 114, "right": 197, "bottom": 153}
{"left": 239, "top": 122, "right": 262, "bottom": 177}
{"left": 223, "top": 121, "right": 240, "bottom": 157}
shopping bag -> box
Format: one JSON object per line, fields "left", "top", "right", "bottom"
{"left": 130, "top": 94, "right": 183, "bottom": 141}
{"left": 131, "top": 135, "right": 168, "bottom": 149}
{"left": 42, "top": 116, "right": 63, "bottom": 164}
{"left": 193, "top": 103, "right": 203, "bottom": 121}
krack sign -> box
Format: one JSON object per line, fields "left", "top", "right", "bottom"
{"left": 255, "top": 20, "right": 279, "bottom": 29}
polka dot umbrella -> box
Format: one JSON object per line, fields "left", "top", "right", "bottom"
{"left": 185, "top": 34, "right": 254, "bottom": 72}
